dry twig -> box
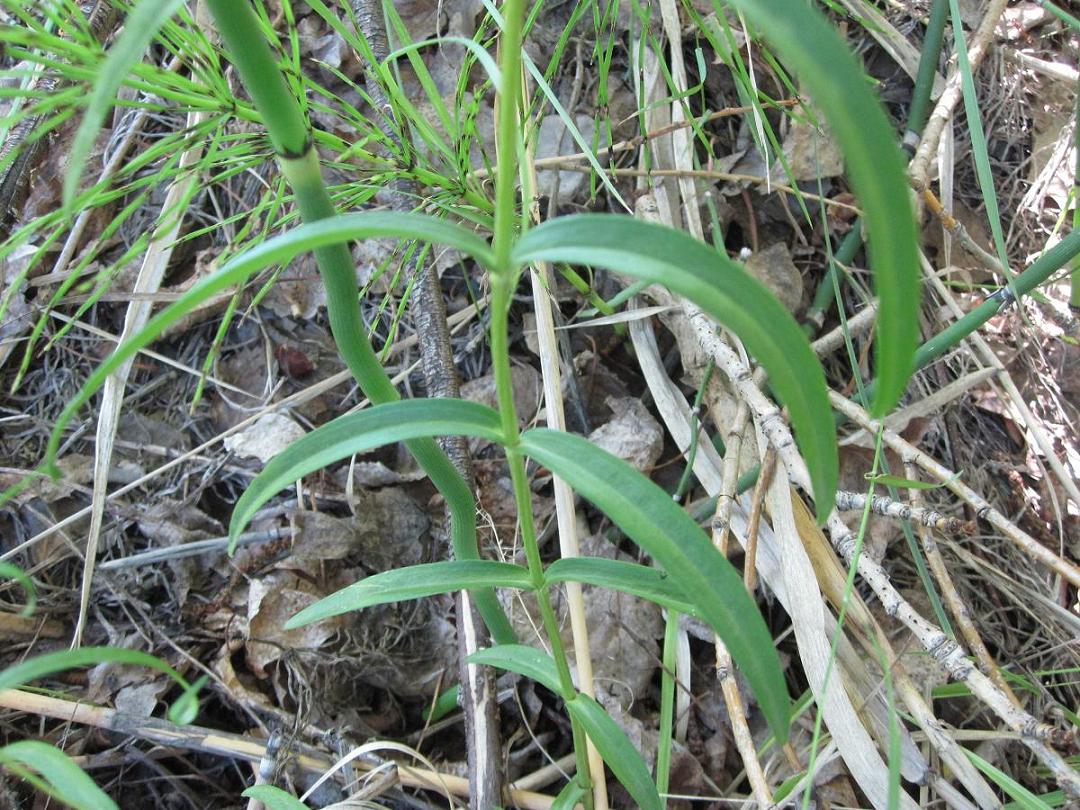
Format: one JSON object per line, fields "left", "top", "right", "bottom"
{"left": 0, "top": 689, "right": 559, "bottom": 810}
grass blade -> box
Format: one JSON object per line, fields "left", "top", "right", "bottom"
{"left": 965, "top": 749, "right": 1055, "bottom": 810}
{"left": 514, "top": 213, "right": 837, "bottom": 519}
{"left": 551, "top": 781, "right": 587, "bottom": 810}
{"left": 719, "top": 0, "right": 920, "bottom": 415}
{"left": 520, "top": 428, "right": 790, "bottom": 741}
{"left": 946, "top": 0, "right": 1010, "bottom": 276}
{"left": 64, "top": 0, "right": 187, "bottom": 205}
{"left": 0, "top": 647, "right": 189, "bottom": 694}
{"left": 230, "top": 399, "right": 504, "bottom": 546}
{"left": 286, "top": 561, "right": 533, "bottom": 628}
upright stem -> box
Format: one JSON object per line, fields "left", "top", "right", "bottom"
{"left": 202, "top": 0, "right": 516, "bottom": 646}
{"left": 351, "top": 3, "right": 505, "bottom": 804}
{"left": 492, "top": 1, "right": 525, "bottom": 273}
{"left": 491, "top": 0, "right": 595, "bottom": 802}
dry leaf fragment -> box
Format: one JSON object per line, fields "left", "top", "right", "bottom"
{"left": 246, "top": 571, "right": 343, "bottom": 679}
{"left": 742, "top": 242, "right": 804, "bottom": 315}
{"left": 224, "top": 412, "right": 306, "bottom": 464}
{"left": 587, "top": 397, "right": 663, "bottom": 473}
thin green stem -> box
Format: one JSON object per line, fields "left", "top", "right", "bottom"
{"left": 656, "top": 612, "right": 680, "bottom": 799}
{"left": 864, "top": 227, "right": 1080, "bottom": 403}
{"left": 489, "top": 1, "right": 593, "bottom": 801}
{"left": 672, "top": 360, "right": 713, "bottom": 503}
{"left": 904, "top": 0, "right": 950, "bottom": 141}
{"left": 492, "top": 0, "right": 524, "bottom": 271}
{"left": 202, "top": 0, "right": 308, "bottom": 155}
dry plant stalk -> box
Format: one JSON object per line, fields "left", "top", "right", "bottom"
{"left": 903, "top": 461, "right": 1021, "bottom": 706}
{"left": 687, "top": 317, "right": 1080, "bottom": 797}
{"left": 809, "top": 302, "right": 878, "bottom": 356}
{"left": 647, "top": 4, "right": 775, "bottom": 798}
{"left": 833, "top": 490, "right": 973, "bottom": 535}
{"left": 522, "top": 92, "right": 608, "bottom": 809}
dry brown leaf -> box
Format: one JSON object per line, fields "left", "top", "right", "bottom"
{"left": 586, "top": 396, "right": 663, "bottom": 473}
{"left": 246, "top": 571, "right": 344, "bottom": 679}
{"left": 224, "top": 412, "right": 306, "bottom": 464}
{"left": 742, "top": 242, "right": 804, "bottom": 315}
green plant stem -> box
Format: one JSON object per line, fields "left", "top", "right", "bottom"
{"left": 488, "top": 0, "right": 593, "bottom": 802}
{"left": 905, "top": 0, "right": 950, "bottom": 142}
{"left": 1037, "top": 0, "right": 1080, "bottom": 31}
{"left": 491, "top": 0, "right": 524, "bottom": 272}
{"left": 203, "top": 0, "right": 515, "bottom": 644}
{"left": 655, "top": 613, "right": 680, "bottom": 798}
{"left": 672, "top": 360, "right": 713, "bottom": 502}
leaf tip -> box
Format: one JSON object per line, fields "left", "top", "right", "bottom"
{"left": 283, "top": 609, "right": 313, "bottom": 631}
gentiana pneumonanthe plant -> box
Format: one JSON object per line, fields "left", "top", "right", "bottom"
{"left": 40, "top": 0, "right": 927, "bottom": 805}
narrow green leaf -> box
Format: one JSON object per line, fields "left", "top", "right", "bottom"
{"left": 64, "top": 0, "right": 187, "bottom": 205}
{"left": 0, "top": 741, "right": 117, "bottom": 810}
{"left": 566, "top": 694, "right": 662, "bottom": 810}
{"left": 0, "top": 648, "right": 189, "bottom": 694}
{"left": 964, "top": 749, "right": 1054, "bottom": 810}
{"left": 551, "top": 781, "right": 588, "bottom": 810}
{"left": 231, "top": 399, "right": 504, "bottom": 546}
{"left": 1005, "top": 792, "right": 1066, "bottom": 810}
{"left": 718, "top": 0, "right": 920, "bottom": 416}
{"left": 520, "top": 428, "right": 790, "bottom": 741}
{"left": 947, "top": 0, "right": 1011, "bottom": 279}
{"left": 468, "top": 645, "right": 562, "bottom": 695}
{"left": 241, "top": 785, "right": 308, "bottom": 810}
{"left": 544, "top": 557, "right": 696, "bottom": 616}
{"left": 43, "top": 212, "right": 495, "bottom": 478}
{"left": 385, "top": 38, "right": 501, "bottom": 88}
{"left": 513, "top": 214, "right": 837, "bottom": 520}
{"left": 287, "top": 561, "right": 532, "bottom": 629}
{"left": 424, "top": 684, "right": 461, "bottom": 723}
